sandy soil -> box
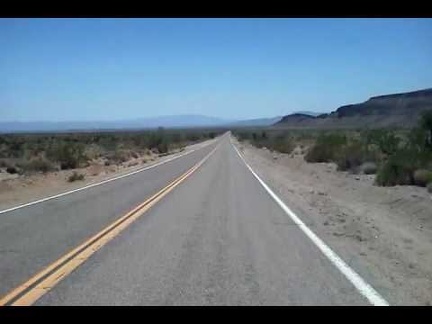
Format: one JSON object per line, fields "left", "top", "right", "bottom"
{"left": 0, "top": 139, "right": 214, "bottom": 212}
{"left": 233, "top": 139, "right": 432, "bottom": 306}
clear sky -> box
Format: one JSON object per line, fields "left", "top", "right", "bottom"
{"left": 1, "top": 18, "right": 431, "bottom": 122}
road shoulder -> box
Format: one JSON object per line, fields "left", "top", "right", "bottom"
{"left": 232, "top": 138, "right": 432, "bottom": 306}
{"left": 0, "top": 139, "right": 216, "bottom": 212}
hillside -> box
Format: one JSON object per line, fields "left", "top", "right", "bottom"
{"left": 275, "top": 88, "right": 432, "bottom": 129}
{"left": 229, "top": 116, "right": 282, "bottom": 127}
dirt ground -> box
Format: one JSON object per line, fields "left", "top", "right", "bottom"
{"left": 233, "top": 138, "right": 432, "bottom": 306}
{"left": 0, "top": 139, "right": 213, "bottom": 212}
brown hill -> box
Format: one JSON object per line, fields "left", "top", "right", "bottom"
{"left": 275, "top": 88, "right": 432, "bottom": 129}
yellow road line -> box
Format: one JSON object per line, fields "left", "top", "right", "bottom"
{"left": 0, "top": 143, "right": 219, "bottom": 306}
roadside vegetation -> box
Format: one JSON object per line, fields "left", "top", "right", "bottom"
{"left": 234, "top": 130, "right": 295, "bottom": 155}
{"left": 233, "top": 111, "right": 432, "bottom": 190}
{"left": 67, "top": 171, "right": 85, "bottom": 182}
{"left": 0, "top": 128, "right": 224, "bottom": 178}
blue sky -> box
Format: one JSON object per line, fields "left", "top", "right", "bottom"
{"left": 1, "top": 18, "right": 431, "bottom": 122}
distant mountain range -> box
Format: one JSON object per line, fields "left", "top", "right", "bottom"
{"left": 275, "top": 88, "right": 432, "bottom": 129}
{"left": 229, "top": 116, "right": 283, "bottom": 127}
{"left": 0, "top": 114, "right": 280, "bottom": 133}
{"left": 4, "top": 88, "right": 430, "bottom": 133}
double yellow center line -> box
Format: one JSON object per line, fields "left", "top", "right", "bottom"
{"left": 0, "top": 143, "right": 219, "bottom": 306}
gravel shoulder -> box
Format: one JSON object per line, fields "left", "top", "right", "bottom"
{"left": 233, "top": 138, "right": 432, "bottom": 306}
{"left": 0, "top": 139, "right": 215, "bottom": 212}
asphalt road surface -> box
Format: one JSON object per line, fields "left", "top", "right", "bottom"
{"left": 0, "top": 133, "right": 387, "bottom": 305}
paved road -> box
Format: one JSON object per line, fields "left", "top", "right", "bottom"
{"left": 1, "top": 133, "right": 385, "bottom": 305}
{"left": 0, "top": 139, "right": 217, "bottom": 298}
{"left": 0, "top": 132, "right": 382, "bottom": 305}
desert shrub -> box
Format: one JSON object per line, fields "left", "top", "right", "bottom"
{"left": 98, "top": 136, "right": 118, "bottom": 151}
{"left": 405, "top": 127, "right": 429, "bottom": 154}
{"left": 413, "top": 169, "right": 432, "bottom": 187}
{"left": 236, "top": 132, "right": 251, "bottom": 142}
{"left": 336, "top": 142, "right": 365, "bottom": 172}
{"left": 381, "top": 133, "right": 401, "bottom": 155}
{"left": 305, "top": 145, "right": 328, "bottom": 162}
{"left": 6, "top": 166, "right": 18, "bottom": 174}
{"left": 4, "top": 140, "right": 24, "bottom": 158}
{"left": 247, "top": 132, "right": 295, "bottom": 154}
{"left": 156, "top": 141, "right": 169, "bottom": 154}
{"left": 420, "top": 110, "right": 432, "bottom": 148}
{"left": 0, "top": 129, "right": 225, "bottom": 176}
{"left": 375, "top": 124, "right": 432, "bottom": 186}
{"left": 335, "top": 141, "right": 379, "bottom": 172}
{"left": 106, "top": 150, "right": 130, "bottom": 164}
{"left": 68, "top": 171, "right": 85, "bottom": 182}
{"left": 365, "top": 129, "right": 401, "bottom": 155}
{"left": 84, "top": 144, "right": 103, "bottom": 160}
{"left": 360, "top": 162, "right": 378, "bottom": 175}
{"left": 146, "top": 129, "right": 170, "bottom": 152}
{"left": 305, "top": 133, "right": 347, "bottom": 163}
{"left": 170, "top": 133, "right": 184, "bottom": 144}
{"left": 382, "top": 121, "right": 432, "bottom": 187}
{"left": 47, "top": 141, "right": 87, "bottom": 170}
{"left": 269, "top": 136, "right": 294, "bottom": 154}
{"left": 19, "top": 157, "right": 56, "bottom": 174}
{"left": 375, "top": 149, "right": 419, "bottom": 186}
{"left": 251, "top": 139, "right": 266, "bottom": 149}
{"left": 406, "top": 126, "right": 432, "bottom": 161}
{"left": 187, "top": 134, "right": 201, "bottom": 142}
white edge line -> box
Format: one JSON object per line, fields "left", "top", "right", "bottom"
{"left": 230, "top": 139, "right": 389, "bottom": 306}
{"left": 0, "top": 140, "right": 216, "bottom": 215}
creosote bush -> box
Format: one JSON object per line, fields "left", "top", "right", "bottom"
{"left": 68, "top": 171, "right": 85, "bottom": 182}
{"left": 360, "top": 162, "right": 377, "bottom": 175}
{"left": 18, "top": 157, "right": 56, "bottom": 174}
{"left": 413, "top": 169, "right": 432, "bottom": 187}
{"left": 304, "top": 133, "right": 347, "bottom": 163}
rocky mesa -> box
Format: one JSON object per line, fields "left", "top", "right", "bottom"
{"left": 275, "top": 88, "right": 432, "bottom": 129}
